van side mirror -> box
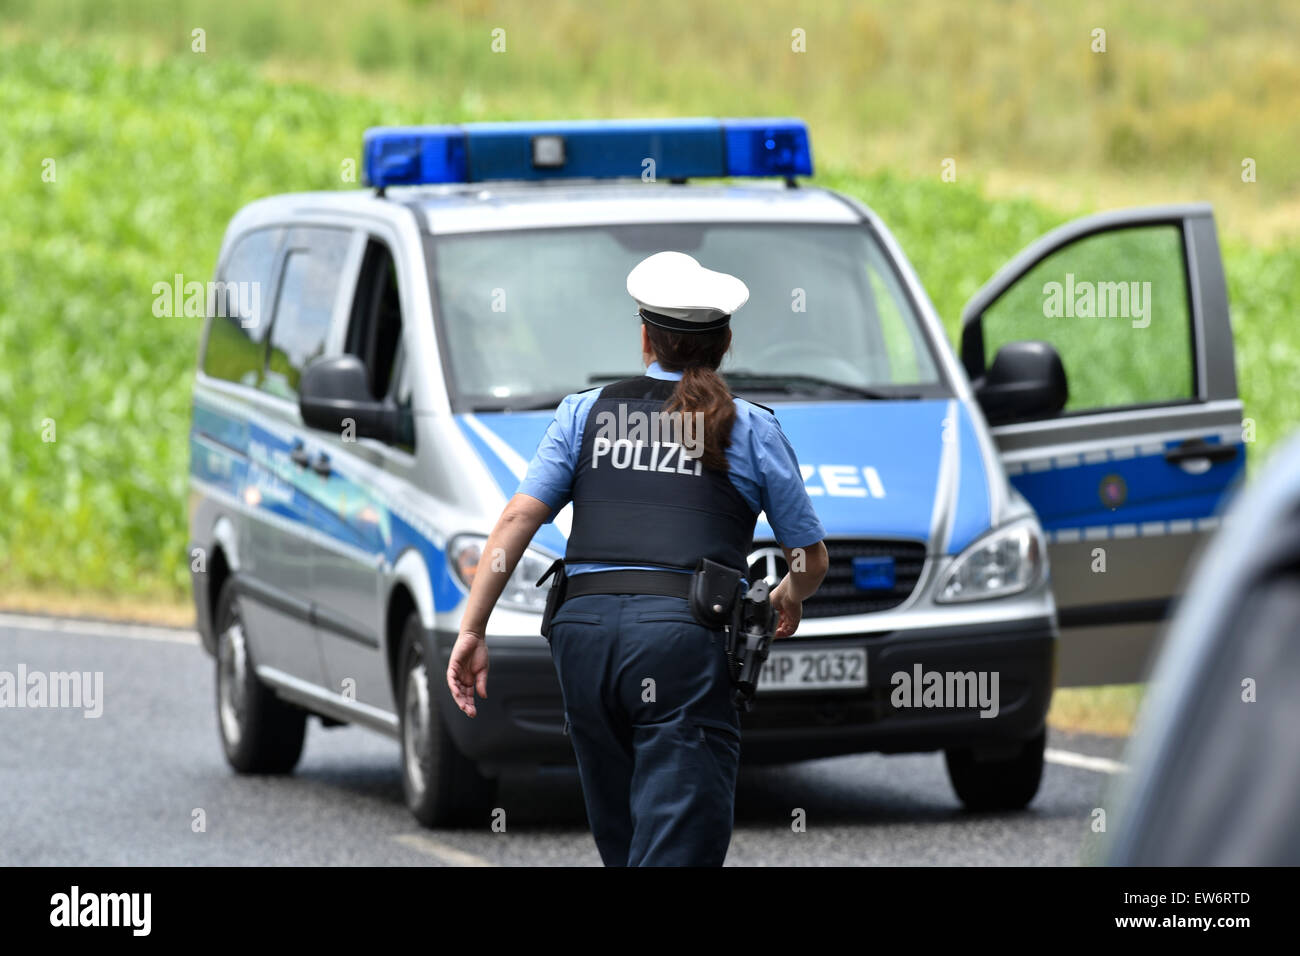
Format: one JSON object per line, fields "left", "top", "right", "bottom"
{"left": 299, "top": 355, "right": 406, "bottom": 444}
{"left": 972, "top": 341, "right": 1068, "bottom": 426}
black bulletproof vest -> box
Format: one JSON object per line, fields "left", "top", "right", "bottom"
{"left": 564, "top": 376, "right": 758, "bottom": 574}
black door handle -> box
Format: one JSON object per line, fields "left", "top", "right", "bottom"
{"left": 311, "top": 453, "right": 332, "bottom": 477}
{"left": 289, "top": 443, "right": 311, "bottom": 468}
{"left": 1164, "top": 438, "right": 1238, "bottom": 465}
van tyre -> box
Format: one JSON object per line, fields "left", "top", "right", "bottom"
{"left": 214, "top": 579, "right": 307, "bottom": 774}
{"left": 398, "top": 613, "right": 496, "bottom": 827}
{"left": 945, "top": 729, "right": 1045, "bottom": 811}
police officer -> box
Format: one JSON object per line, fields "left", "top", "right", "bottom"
{"left": 446, "top": 251, "right": 828, "bottom": 866}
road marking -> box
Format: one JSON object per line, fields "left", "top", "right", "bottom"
{"left": 1046, "top": 748, "right": 1127, "bottom": 775}
{"left": 0, "top": 612, "right": 199, "bottom": 646}
{"left": 393, "top": 833, "right": 496, "bottom": 867}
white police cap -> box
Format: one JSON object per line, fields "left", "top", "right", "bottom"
{"left": 626, "top": 251, "right": 749, "bottom": 333}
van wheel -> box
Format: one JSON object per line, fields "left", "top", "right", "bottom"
{"left": 214, "top": 579, "right": 307, "bottom": 774}
{"left": 398, "top": 613, "right": 496, "bottom": 827}
{"left": 944, "top": 730, "right": 1045, "bottom": 811}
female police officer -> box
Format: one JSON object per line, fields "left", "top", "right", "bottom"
{"left": 446, "top": 251, "right": 828, "bottom": 866}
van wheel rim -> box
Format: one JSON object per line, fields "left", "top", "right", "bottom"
{"left": 403, "top": 662, "right": 431, "bottom": 798}
{"left": 218, "top": 617, "right": 249, "bottom": 746}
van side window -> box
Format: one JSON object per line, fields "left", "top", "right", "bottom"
{"left": 263, "top": 226, "right": 351, "bottom": 400}
{"left": 203, "top": 227, "right": 284, "bottom": 386}
{"left": 345, "top": 239, "right": 404, "bottom": 401}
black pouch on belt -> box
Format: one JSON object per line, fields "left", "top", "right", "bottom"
{"left": 536, "top": 558, "right": 567, "bottom": 638}
{"left": 689, "top": 557, "right": 743, "bottom": 629}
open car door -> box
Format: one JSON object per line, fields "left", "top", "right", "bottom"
{"left": 960, "top": 204, "right": 1246, "bottom": 686}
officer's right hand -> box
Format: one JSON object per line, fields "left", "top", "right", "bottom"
{"left": 769, "top": 579, "right": 803, "bottom": 638}
{"left": 447, "top": 629, "right": 489, "bottom": 717}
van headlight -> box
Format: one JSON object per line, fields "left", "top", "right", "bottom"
{"left": 935, "top": 519, "right": 1043, "bottom": 603}
{"left": 448, "top": 535, "right": 555, "bottom": 613}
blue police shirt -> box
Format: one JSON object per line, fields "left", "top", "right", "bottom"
{"left": 517, "top": 361, "right": 826, "bottom": 575}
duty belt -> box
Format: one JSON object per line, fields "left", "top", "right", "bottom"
{"left": 536, "top": 559, "right": 776, "bottom": 712}
{"left": 563, "top": 569, "right": 693, "bottom": 602}
{"left": 536, "top": 565, "right": 692, "bottom": 640}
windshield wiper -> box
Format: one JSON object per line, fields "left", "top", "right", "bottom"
{"left": 588, "top": 373, "right": 642, "bottom": 384}
{"left": 469, "top": 374, "right": 919, "bottom": 412}
{"left": 723, "top": 371, "right": 918, "bottom": 400}
{"left": 469, "top": 392, "right": 572, "bottom": 413}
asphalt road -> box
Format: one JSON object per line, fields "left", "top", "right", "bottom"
{"left": 0, "top": 613, "right": 1127, "bottom": 867}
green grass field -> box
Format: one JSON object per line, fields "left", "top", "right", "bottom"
{"left": 2, "top": 2, "right": 1298, "bottom": 609}
{"left": 5, "top": 0, "right": 1299, "bottom": 238}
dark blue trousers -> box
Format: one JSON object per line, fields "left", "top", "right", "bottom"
{"left": 547, "top": 592, "right": 742, "bottom": 866}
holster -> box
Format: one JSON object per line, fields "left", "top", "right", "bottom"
{"left": 536, "top": 559, "right": 568, "bottom": 638}
{"left": 689, "top": 557, "right": 743, "bottom": 630}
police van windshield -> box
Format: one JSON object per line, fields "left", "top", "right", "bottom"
{"left": 429, "top": 222, "right": 948, "bottom": 412}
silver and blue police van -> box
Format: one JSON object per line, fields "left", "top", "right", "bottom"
{"left": 188, "top": 118, "right": 1246, "bottom": 824}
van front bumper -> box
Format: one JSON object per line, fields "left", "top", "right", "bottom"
{"left": 737, "top": 615, "right": 1056, "bottom": 763}
{"left": 430, "top": 614, "right": 1056, "bottom": 772}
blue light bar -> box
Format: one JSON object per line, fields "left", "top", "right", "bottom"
{"left": 723, "top": 118, "right": 814, "bottom": 178}
{"left": 363, "top": 126, "right": 468, "bottom": 187}
{"left": 362, "top": 118, "right": 813, "bottom": 187}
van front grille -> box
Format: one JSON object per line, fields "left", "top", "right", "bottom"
{"left": 748, "top": 538, "right": 927, "bottom": 618}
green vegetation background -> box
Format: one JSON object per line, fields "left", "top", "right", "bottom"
{"left": 1, "top": 0, "right": 1297, "bottom": 601}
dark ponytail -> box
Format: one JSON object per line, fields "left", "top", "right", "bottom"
{"left": 644, "top": 321, "right": 734, "bottom": 472}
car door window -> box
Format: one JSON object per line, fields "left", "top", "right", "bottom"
{"left": 980, "top": 224, "right": 1194, "bottom": 413}
{"left": 343, "top": 237, "right": 414, "bottom": 452}
{"left": 344, "top": 238, "right": 404, "bottom": 401}
{"left": 262, "top": 226, "right": 351, "bottom": 400}
{"left": 203, "top": 227, "right": 284, "bottom": 386}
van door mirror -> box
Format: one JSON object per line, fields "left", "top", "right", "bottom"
{"left": 299, "top": 355, "right": 404, "bottom": 444}
{"left": 973, "top": 340, "right": 1068, "bottom": 425}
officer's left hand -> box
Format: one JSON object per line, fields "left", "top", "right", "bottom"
{"left": 769, "top": 579, "right": 803, "bottom": 639}
{"left": 447, "top": 630, "right": 489, "bottom": 717}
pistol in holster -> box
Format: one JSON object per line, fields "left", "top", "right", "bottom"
{"left": 689, "top": 558, "right": 777, "bottom": 713}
